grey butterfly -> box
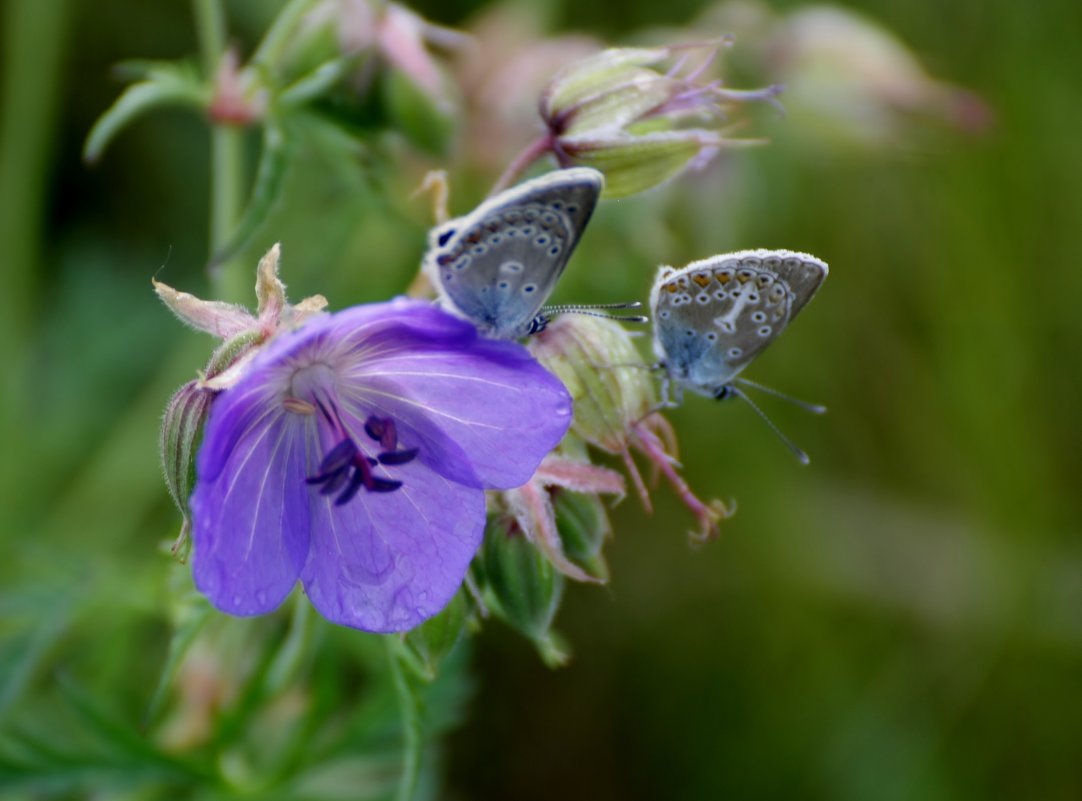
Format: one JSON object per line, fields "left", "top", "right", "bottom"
{"left": 651, "top": 248, "right": 828, "bottom": 460}
{"left": 422, "top": 168, "right": 606, "bottom": 340}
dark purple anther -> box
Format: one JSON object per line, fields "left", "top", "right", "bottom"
{"left": 378, "top": 447, "right": 419, "bottom": 466}
{"left": 307, "top": 414, "right": 413, "bottom": 504}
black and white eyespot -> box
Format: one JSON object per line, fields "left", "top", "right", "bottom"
{"left": 685, "top": 329, "right": 696, "bottom": 337}
{"left": 471, "top": 244, "right": 487, "bottom": 255}
{"left": 728, "top": 347, "right": 743, "bottom": 358}
{"left": 520, "top": 225, "right": 535, "bottom": 237}
{"left": 714, "top": 290, "right": 727, "bottom": 300}
{"left": 751, "top": 311, "right": 767, "bottom": 323}
{"left": 659, "top": 310, "right": 671, "bottom": 319}
{"left": 488, "top": 234, "right": 503, "bottom": 246}
{"left": 541, "top": 212, "right": 558, "bottom": 226}
{"left": 719, "top": 321, "right": 735, "bottom": 333}
{"left": 696, "top": 293, "right": 711, "bottom": 304}
{"left": 453, "top": 257, "right": 470, "bottom": 271}
{"left": 500, "top": 260, "right": 524, "bottom": 273}
{"left": 748, "top": 293, "right": 759, "bottom": 303}
{"left": 522, "top": 283, "right": 537, "bottom": 294}
{"left": 549, "top": 244, "right": 561, "bottom": 256}
{"left": 498, "top": 280, "right": 510, "bottom": 290}
{"left": 705, "top": 331, "right": 718, "bottom": 343}
{"left": 758, "top": 326, "right": 772, "bottom": 337}
{"left": 535, "top": 234, "right": 550, "bottom": 247}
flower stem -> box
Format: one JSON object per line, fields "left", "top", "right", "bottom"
{"left": 489, "top": 134, "right": 554, "bottom": 196}
{"left": 192, "top": 0, "right": 246, "bottom": 300}
{"left": 387, "top": 638, "right": 422, "bottom": 801}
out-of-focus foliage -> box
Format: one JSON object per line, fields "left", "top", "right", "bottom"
{"left": 1, "top": 0, "right": 1080, "bottom": 799}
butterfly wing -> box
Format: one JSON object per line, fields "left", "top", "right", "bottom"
{"left": 424, "top": 168, "right": 603, "bottom": 339}
{"left": 651, "top": 249, "right": 828, "bottom": 395}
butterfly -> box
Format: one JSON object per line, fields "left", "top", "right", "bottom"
{"left": 650, "top": 249, "right": 829, "bottom": 460}
{"left": 423, "top": 168, "right": 614, "bottom": 340}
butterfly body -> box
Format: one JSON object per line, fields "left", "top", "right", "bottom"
{"left": 651, "top": 249, "right": 828, "bottom": 401}
{"left": 424, "top": 168, "right": 603, "bottom": 340}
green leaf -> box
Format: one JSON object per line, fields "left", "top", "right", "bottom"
{"left": 83, "top": 66, "right": 206, "bottom": 163}
{"left": 142, "top": 594, "right": 212, "bottom": 728}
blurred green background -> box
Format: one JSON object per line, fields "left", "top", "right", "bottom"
{"left": 2, "top": 0, "right": 1081, "bottom": 798}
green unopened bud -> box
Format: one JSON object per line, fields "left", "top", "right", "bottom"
{"left": 160, "top": 380, "right": 214, "bottom": 560}
{"left": 483, "top": 516, "right": 563, "bottom": 644}
{"left": 538, "top": 42, "right": 780, "bottom": 197}
{"left": 531, "top": 315, "right": 655, "bottom": 454}
{"left": 563, "top": 131, "right": 728, "bottom": 199}
{"left": 553, "top": 490, "right": 610, "bottom": 582}
{"left": 402, "top": 589, "right": 469, "bottom": 679}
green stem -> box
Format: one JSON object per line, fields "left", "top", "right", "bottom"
{"left": 192, "top": 0, "right": 246, "bottom": 300}
{"left": 386, "top": 638, "right": 422, "bottom": 801}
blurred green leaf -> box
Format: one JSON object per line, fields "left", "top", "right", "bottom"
{"left": 83, "top": 64, "right": 206, "bottom": 163}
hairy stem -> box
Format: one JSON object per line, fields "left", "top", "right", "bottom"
{"left": 387, "top": 638, "right": 423, "bottom": 801}
{"left": 193, "top": 0, "right": 245, "bottom": 300}
{"left": 489, "top": 134, "right": 555, "bottom": 196}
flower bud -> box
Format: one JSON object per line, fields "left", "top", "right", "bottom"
{"left": 539, "top": 43, "right": 780, "bottom": 197}
{"left": 530, "top": 315, "right": 655, "bottom": 454}
{"left": 553, "top": 489, "right": 610, "bottom": 582}
{"left": 160, "top": 380, "right": 214, "bottom": 559}
{"left": 482, "top": 515, "right": 563, "bottom": 644}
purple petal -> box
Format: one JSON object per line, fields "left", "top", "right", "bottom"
{"left": 300, "top": 455, "right": 485, "bottom": 633}
{"left": 328, "top": 301, "right": 573, "bottom": 489}
{"left": 190, "top": 389, "right": 311, "bottom": 616}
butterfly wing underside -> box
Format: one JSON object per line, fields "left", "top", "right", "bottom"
{"left": 651, "top": 249, "right": 828, "bottom": 395}
{"left": 424, "top": 168, "right": 603, "bottom": 339}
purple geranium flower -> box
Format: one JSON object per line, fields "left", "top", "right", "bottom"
{"left": 190, "top": 298, "right": 571, "bottom": 633}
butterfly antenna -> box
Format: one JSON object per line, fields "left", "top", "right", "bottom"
{"left": 541, "top": 301, "right": 649, "bottom": 324}
{"left": 729, "top": 386, "right": 811, "bottom": 465}
{"left": 735, "top": 377, "right": 827, "bottom": 415}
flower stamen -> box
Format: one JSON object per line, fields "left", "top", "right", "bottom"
{"left": 305, "top": 408, "right": 413, "bottom": 503}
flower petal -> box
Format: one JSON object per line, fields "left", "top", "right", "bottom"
{"left": 328, "top": 300, "right": 573, "bottom": 489}
{"left": 191, "top": 391, "right": 310, "bottom": 616}
{"left": 300, "top": 456, "right": 485, "bottom": 632}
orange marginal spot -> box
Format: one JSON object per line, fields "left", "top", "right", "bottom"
{"left": 664, "top": 282, "right": 679, "bottom": 293}
{"left": 692, "top": 272, "right": 712, "bottom": 287}
{"left": 715, "top": 271, "right": 732, "bottom": 284}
